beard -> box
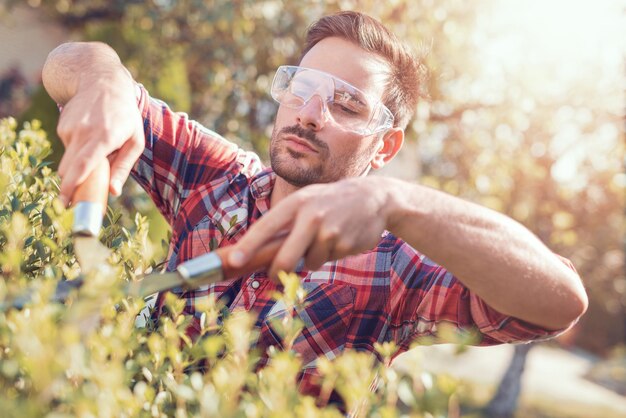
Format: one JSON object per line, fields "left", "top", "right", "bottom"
{"left": 269, "top": 124, "right": 330, "bottom": 187}
{"left": 269, "top": 123, "right": 379, "bottom": 187}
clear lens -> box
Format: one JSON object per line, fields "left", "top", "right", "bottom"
{"left": 271, "top": 66, "right": 394, "bottom": 135}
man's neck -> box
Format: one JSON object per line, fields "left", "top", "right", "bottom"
{"left": 269, "top": 166, "right": 373, "bottom": 208}
{"left": 269, "top": 177, "right": 302, "bottom": 208}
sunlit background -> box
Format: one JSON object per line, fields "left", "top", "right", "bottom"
{"left": 0, "top": 0, "right": 625, "bottom": 416}
{"left": 477, "top": 0, "right": 623, "bottom": 186}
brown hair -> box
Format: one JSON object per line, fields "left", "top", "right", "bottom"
{"left": 302, "top": 11, "right": 428, "bottom": 130}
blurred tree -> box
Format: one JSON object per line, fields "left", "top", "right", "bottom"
{"left": 418, "top": 45, "right": 624, "bottom": 353}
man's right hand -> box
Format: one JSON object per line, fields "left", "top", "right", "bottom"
{"left": 42, "top": 42, "right": 145, "bottom": 204}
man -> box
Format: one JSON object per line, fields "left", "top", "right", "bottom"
{"left": 43, "top": 11, "right": 587, "bottom": 402}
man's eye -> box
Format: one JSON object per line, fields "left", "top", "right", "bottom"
{"left": 338, "top": 104, "right": 359, "bottom": 115}
{"left": 334, "top": 92, "right": 366, "bottom": 114}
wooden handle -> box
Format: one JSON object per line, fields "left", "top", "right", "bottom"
{"left": 72, "top": 159, "right": 110, "bottom": 211}
{"left": 216, "top": 235, "right": 286, "bottom": 280}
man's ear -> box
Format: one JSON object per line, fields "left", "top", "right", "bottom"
{"left": 371, "top": 128, "right": 404, "bottom": 169}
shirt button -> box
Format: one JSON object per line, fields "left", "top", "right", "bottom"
{"left": 251, "top": 280, "right": 260, "bottom": 290}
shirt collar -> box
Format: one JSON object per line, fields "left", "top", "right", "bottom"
{"left": 250, "top": 167, "right": 276, "bottom": 214}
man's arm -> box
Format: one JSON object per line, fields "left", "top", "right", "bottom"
{"left": 42, "top": 42, "right": 144, "bottom": 203}
{"left": 382, "top": 177, "right": 587, "bottom": 331}
{"left": 228, "top": 176, "right": 588, "bottom": 331}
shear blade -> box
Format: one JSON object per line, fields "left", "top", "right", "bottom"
{"left": 73, "top": 236, "right": 111, "bottom": 275}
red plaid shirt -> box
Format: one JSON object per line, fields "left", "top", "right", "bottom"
{"left": 130, "top": 85, "right": 567, "bottom": 399}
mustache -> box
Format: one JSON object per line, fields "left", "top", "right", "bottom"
{"left": 279, "top": 125, "right": 328, "bottom": 152}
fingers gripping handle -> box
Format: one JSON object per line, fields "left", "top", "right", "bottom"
{"left": 71, "top": 160, "right": 110, "bottom": 237}
{"left": 219, "top": 236, "right": 285, "bottom": 279}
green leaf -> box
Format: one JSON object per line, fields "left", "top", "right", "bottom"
{"left": 10, "top": 196, "right": 20, "bottom": 212}
{"left": 42, "top": 209, "right": 52, "bottom": 227}
{"left": 24, "top": 235, "right": 35, "bottom": 247}
{"left": 111, "top": 236, "right": 123, "bottom": 248}
{"left": 36, "top": 161, "right": 54, "bottom": 169}
{"left": 22, "top": 202, "right": 39, "bottom": 215}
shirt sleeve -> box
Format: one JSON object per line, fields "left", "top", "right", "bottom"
{"left": 130, "top": 84, "right": 263, "bottom": 224}
{"left": 388, "top": 240, "right": 575, "bottom": 349}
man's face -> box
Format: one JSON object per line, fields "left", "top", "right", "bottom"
{"left": 270, "top": 37, "right": 390, "bottom": 187}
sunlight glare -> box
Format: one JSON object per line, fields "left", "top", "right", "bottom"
{"left": 473, "top": 0, "right": 624, "bottom": 187}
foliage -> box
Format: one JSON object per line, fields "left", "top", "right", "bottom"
{"left": 0, "top": 118, "right": 467, "bottom": 417}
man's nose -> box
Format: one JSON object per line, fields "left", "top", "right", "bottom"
{"left": 296, "top": 95, "right": 327, "bottom": 131}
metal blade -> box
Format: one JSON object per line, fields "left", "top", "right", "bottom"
{"left": 125, "top": 272, "right": 185, "bottom": 299}
{"left": 0, "top": 277, "right": 84, "bottom": 311}
{"left": 73, "top": 236, "right": 111, "bottom": 275}
{"left": 1, "top": 232, "right": 285, "bottom": 312}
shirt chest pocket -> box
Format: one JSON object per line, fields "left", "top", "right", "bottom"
{"left": 259, "top": 283, "right": 355, "bottom": 368}
{"left": 190, "top": 215, "right": 243, "bottom": 259}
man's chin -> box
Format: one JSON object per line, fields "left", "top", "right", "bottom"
{"left": 270, "top": 156, "right": 323, "bottom": 187}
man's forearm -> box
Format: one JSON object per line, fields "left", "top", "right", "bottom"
{"left": 383, "top": 177, "right": 588, "bottom": 330}
{"left": 42, "top": 42, "right": 133, "bottom": 105}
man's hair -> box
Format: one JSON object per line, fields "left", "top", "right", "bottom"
{"left": 302, "top": 11, "right": 428, "bottom": 130}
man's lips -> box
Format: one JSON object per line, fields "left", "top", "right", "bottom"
{"left": 283, "top": 134, "right": 319, "bottom": 153}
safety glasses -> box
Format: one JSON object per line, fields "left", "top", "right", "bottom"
{"left": 270, "top": 65, "right": 394, "bottom": 136}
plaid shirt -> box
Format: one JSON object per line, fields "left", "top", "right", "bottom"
{"left": 131, "top": 85, "right": 566, "bottom": 400}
